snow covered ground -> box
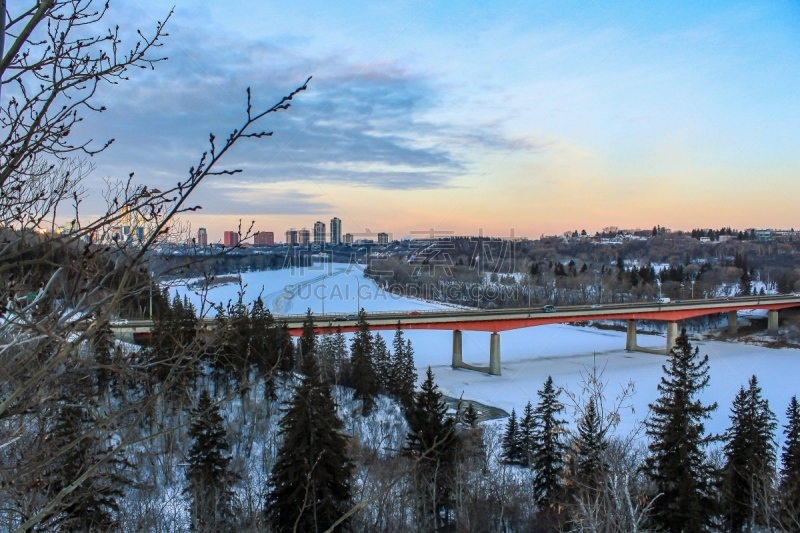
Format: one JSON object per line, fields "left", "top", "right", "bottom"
{"left": 171, "top": 264, "right": 800, "bottom": 447}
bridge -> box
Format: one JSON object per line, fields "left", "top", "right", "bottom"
{"left": 113, "top": 294, "right": 800, "bottom": 376}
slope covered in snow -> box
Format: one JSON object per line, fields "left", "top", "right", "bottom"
{"left": 171, "top": 264, "right": 800, "bottom": 446}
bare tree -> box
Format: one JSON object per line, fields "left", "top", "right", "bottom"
{"left": 0, "top": 2, "right": 310, "bottom": 530}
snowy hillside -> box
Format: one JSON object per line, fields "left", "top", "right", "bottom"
{"left": 172, "top": 265, "right": 800, "bottom": 446}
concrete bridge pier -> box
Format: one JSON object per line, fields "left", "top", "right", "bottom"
{"left": 768, "top": 310, "right": 779, "bottom": 334}
{"left": 625, "top": 320, "right": 638, "bottom": 351}
{"left": 626, "top": 319, "right": 678, "bottom": 354}
{"left": 489, "top": 332, "right": 501, "bottom": 375}
{"left": 452, "top": 330, "right": 463, "bottom": 368}
{"left": 666, "top": 322, "right": 678, "bottom": 353}
{"left": 727, "top": 311, "right": 738, "bottom": 334}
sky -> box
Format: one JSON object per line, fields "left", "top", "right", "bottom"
{"left": 80, "top": 0, "right": 800, "bottom": 242}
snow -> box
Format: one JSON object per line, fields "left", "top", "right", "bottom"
{"left": 171, "top": 262, "right": 449, "bottom": 317}
{"left": 172, "top": 265, "right": 800, "bottom": 447}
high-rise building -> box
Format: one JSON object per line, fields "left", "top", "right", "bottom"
{"left": 197, "top": 227, "right": 208, "bottom": 246}
{"left": 224, "top": 231, "right": 239, "bottom": 247}
{"left": 343, "top": 233, "right": 354, "bottom": 245}
{"left": 285, "top": 229, "right": 298, "bottom": 246}
{"left": 254, "top": 231, "right": 274, "bottom": 246}
{"left": 330, "top": 217, "right": 342, "bottom": 246}
{"left": 298, "top": 228, "right": 310, "bottom": 246}
{"left": 313, "top": 221, "right": 326, "bottom": 245}
{"left": 378, "top": 232, "right": 390, "bottom": 245}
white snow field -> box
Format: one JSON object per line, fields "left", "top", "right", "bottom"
{"left": 172, "top": 264, "right": 800, "bottom": 444}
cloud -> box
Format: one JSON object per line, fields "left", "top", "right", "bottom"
{"left": 83, "top": 14, "right": 525, "bottom": 206}
{"left": 192, "top": 185, "right": 334, "bottom": 215}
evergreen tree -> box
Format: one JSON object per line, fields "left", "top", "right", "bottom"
{"left": 570, "top": 397, "right": 607, "bottom": 489}
{"left": 531, "top": 375, "right": 567, "bottom": 508}
{"left": 501, "top": 408, "right": 524, "bottom": 465}
{"left": 316, "top": 330, "right": 336, "bottom": 384}
{"left": 722, "top": 375, "right": 777, "bottom": 532}
{"left": 462, "top": 402, "right": 479, "bottom": 428}
{"left": 387, "top": 325, "right": 417, "bottom": 410}
{"left": 332, "top": 327, "right": 348, "bottom": 386}
{"left": 405, "top": 367, "right": 457, "bottom": 530}
{"left": 91, "top": 320, "right": 116, "bottom": 398}
{"left": 300, "top": 307, "right": 316, "bottom": 361}
{"left": 645, "top": 329, "right": 718, "bottom": 533}
{"left": 350, "top": 309, "right": 377, "bottom": 415}
{"left": 249, "top": 297, "right": 276, "bottom": 377}
{"left": 458, "top": 402, "right": 485, "bottom": 465}
{"left": 779, "top": 396, "right": 800, "bottom": 526}
{"left": 45, "top": 402, "right": 128, "bottom": 531}
{"left": 267, "top": 352, "right": 353, "bottom": 532}
{"left": 372, "top": 333, "right": 392, "bottom": 394}
{"left": 185, "top": 390, "right": 238, "bottom": 532}
{"left": 519, "top": 401, "right": 536, "bottom": 467}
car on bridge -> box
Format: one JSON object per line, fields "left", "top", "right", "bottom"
{"left": 542, "top": 305, "right": 556, "bottom": 313}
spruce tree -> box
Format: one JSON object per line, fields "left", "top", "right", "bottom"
{"left": 779, "top": 396, "right": 800, "bottom": 526}
{"left": 91, "top": 320, "right": 116, "bottom": 398}
{"left": 519, "top": 401, "right": 536, "bottom": 467}
{"left": 501, "top": 408, "right": 524, "bottom": 465}
{"left": 463, "top": 402, "right": 479, "bottom": 427}
{"left": 350, "top": 309, "right": 377, "bottom": 415}
{"left": 405, "top": 367, "right": 457, "bottom": 530}
{"left": 531, "top": 375, "right": 567, "bottom": 508}
{"left": 185, "top": 390, "right": 238, "bottom": 532}
{"left": 645, "top": 329, "right": 718, "bottom": 533}
{"left": 300, "top": 307, "right": 316, "bottom": 361}
{"left": 571, "top": 397, "right": 607, "bottom": 489}
{"left": 332, "top": 327, "right": 348, "bottom": 386}
{"left": 722, "top": 375, "right": 777, "bottom": 532}
{"left": 46, "top": 402, "right": 128, "bottom": 531}
{"left": 267, "top": 351, "right": 353, "bottom": 532}
{"left": 372, "top": 333, "right": 392, "bottom": 394}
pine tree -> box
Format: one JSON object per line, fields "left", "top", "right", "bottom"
{"left": 45, "top": 402, "right": 128, "bottom": 531}
{"left": 571, "top": 397, "right": 607, "bottom": 489}
{"left": 372, "top": 333, "right": 392, "bottom": 394}
{"left": 91, "top": 320, "right": 116, "bottom": 398}
{"left": 779, "top": 396, "right": 800, "bottom": 526}
{"left": 266, "top": 352, "right": 353, "bottom": 532}
{"left": 350, "top": 309, "right": 377, "bottom": 415}
{"left": 332, "top": 327, "right": 348, "bottom": 386}
{"left": 185, "top": 390, "right": 238, "bottom": 532}
{"left": 463, "top": 402, "right": 479, "bottom": 428}
{"left": 645, "top": 329, "right": 718, "bottom": 533}
{"left": 722, "top": 375, "right": 777, "bottom": 532}
{"left": 405, "top": 367, "right": 457, "bottom": 530}
{"left": 300, "top": 307, "right": 316, "bottom": 361}
{"left": 501, "top": 408, "right": 524, "bottom": 465}
{"left": 519, "top": 401, "right": 536, "bottom": 467}
{"left": 531, "top": 375, "right": 567, "bottom": 508}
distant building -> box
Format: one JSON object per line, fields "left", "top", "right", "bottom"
{"left": 197, "top": 227, "right": 208, "bottom": 246}
{"left": 330, "top": 217, "right": 342, "bottom": 246}
{"left": 377, "top": 232, "right": 389, "bottom": 245}
{"left": 755, "top": 229, "right": 773, "bottom": 241}
{"left": 254, "top": 231, "right": 274, "bottom": 246}
{"left": 718, "top": 235, "right": 734, "bottom": 243}
{"left": 298, "top": 228, "right": 310, "bottom": 246}
{"left": 343, "top": 233, "right": 354, "bottom": 245}
{"left": 285, "top": 229, "right": 298, "bottom": 246}
{"left": 313, "top": 221, "right": 326, "bottom": 245}
{"left": 224, "top": 231, "right": 239, "bottom": 247}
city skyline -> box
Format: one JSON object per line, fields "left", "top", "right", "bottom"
{"left": 80, "top": 1, "right": 800, "bottom": 239}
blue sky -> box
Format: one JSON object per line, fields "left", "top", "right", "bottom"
{"left": 84, "top": 0, "right": 800, "bottom": 240}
